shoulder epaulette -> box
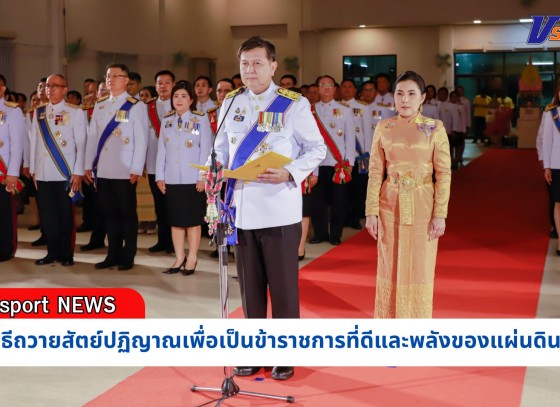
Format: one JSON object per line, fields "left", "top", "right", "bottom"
{"left": 25, "top": 106, "right": 36, "bottom": 114}
{"left": 36, "top": 102, "right": 48, "bottom": 109}
{"left": 338, "top": 100, "right": 350, "bottom": 108}
{"left": 276, "top": 87, "right": 301, "bottom": 101}
{"left": 225, "top": 87, "right": 245, "bottom": 99}
{"left": 66, "top": 102, "right": 79, "bottom": 109}
{"left": 127, "top": 97, "right": 139, "bottom": 104}
{"left": 145, "top": 96, "right": 157, "bottom": 105}
{"left": 207, "top": 106, "right": 219, "bottom": 113}
{"left": 164, "top": 110, "right": 176, "bottom": 118}
{"left": 80, "top": 104, "right": 91, "bottom": 110}
{"left": 192, "top": 110, "right": 205, "bottom": 116}
{"left": 213, "top": 100, "right": 220, "bottom": 106}
{"left": 4, "top": 101, "right": 18, "bottom": 108}
{"left": 545, "top": 103, "right": 557, "bottom": 112}
{"left": 356, "top": 100, "right": 369, "bottom": 106}
{"left": 96, "top": 95, "right": 109, "bottom": 103}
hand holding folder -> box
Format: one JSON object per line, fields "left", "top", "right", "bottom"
{"left": 192, "top": 152, "right": 292, "bottom": 181}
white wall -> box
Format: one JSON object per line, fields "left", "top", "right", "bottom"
{"left": 1, "top": 0, "right": 557, "bottom": 97}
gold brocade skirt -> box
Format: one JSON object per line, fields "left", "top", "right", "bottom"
{"left": 136, "top": 175, "right": 155, "bottom": 222}
{"left": 374, "top": 178, "right": 438, "bottom": 318}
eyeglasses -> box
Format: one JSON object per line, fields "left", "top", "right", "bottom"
{"left": 45, "top": 84, "right": 66, "bottom": 89}
{"left": 319, "top": 83, "right": 335, "bottom": 88}
{"left": 105, "top": 74, "right": 128, "bottom": 80}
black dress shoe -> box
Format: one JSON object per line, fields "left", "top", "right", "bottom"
{"left": 271, "top": 366, "right": 294, "bottom": 380}
{"left": 330, "top": 238, "right": 341, "bottom": 246}
{"left": 0, "top": 254, "right": 14, "bottom": 262}
{"left": 118, "top": 263, "right": 134, "bottom": 271}
{"left": 148, "top": 243, "right": 166, "bottom": 253}
{"left": 163, "top": 257, "right": 186, "bottom": 274}
{"left": 233, "top": 366, "right": 261, "bottom": 376}
{"left": 309, "top": 237, "right": 327, "bottom": 244}
{"left": 27, "top": 224, "right": 40, "bottom": 231}
{"left": 31, "top": 235, "right": 47, "bottom": 246}
{"left": 36, "top": 256, "right": 56, "bottom": 265}
{"left": 80, "top": 242, "right": 105, "bottom": 252}
{"left": 95, "top": 259, "right": 118, "bottom": 269}
{"left": 60, "top": 259, "right": 74, "bottom": 267}
{"left": 349, "top": 221, "right": 362, "bottom": 230}
{"left": 76, "top": 223, "right": 92, "bottom": 233}
{"left": 182, "top": 261, "right": 197, "bottom": 276}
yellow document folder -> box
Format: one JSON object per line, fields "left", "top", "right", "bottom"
{"left": 191, "top": 152, "right": 292, "bottom": 181}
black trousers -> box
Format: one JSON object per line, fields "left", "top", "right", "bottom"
{"left": 311, "top": 166, "right": 348, "bottom": 240}
{"left": 236, "top": 223, "right": 301, "bottom": 319}
{"left": 37, "top": 181, "right": 75, "bottom": 261}
{"left": 0, "top": 187, "right": 17, "bottom": 258}
{"left": 97, "top": 178, "right": 137, "bottom": 264}
{"left": 348, "top": 163, "right": 368, "bottom": 223}
{"left": 547, "top": 182, "right": 556, "bottom": 232}
{"left": 86, "top": 181, "right": 106, "bottom": 246}
{"left": 81, "top": 180, "right": 94, "bottom": 227}
{"left": 473, "top": 116, "right": 487, "bottom": 142}
{"left": 148, "top": 174, "right": 171, "bottom": 247}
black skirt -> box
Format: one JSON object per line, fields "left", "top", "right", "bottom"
{"left": 552, "top": 169, "right": 560, "bottom": 203}
{"left": 165, "top": 184, "right": 206, "bottom": 228}
{"left": 302, "top": 193, "right": 313, "bottom": 217}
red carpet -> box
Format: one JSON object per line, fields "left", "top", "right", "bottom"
{"left": 87, "top": 149, "right": 549, "bottom": 406}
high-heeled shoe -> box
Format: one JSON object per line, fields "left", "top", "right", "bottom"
{"left": 163, "top": 257, "right": 186, "bottom": 274}
{"left": 182, "top": 260, "right": 197, "bottom": 276}
{"left": 298, "top": 252, "right": 305, "bottom": 261}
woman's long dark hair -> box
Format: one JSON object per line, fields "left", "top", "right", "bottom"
{"left": 394, "top": 71, "right": 426, "bottom": 94}
{"left": 170, "top": 80, "right": 197, "bottom": 112}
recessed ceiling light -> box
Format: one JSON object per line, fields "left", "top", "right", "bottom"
{"left": 473, "top": 20, "right": 482, "bottom": 24}
{"left": 519, "top": 18, "right": 533, "bottom": 23}
{"left": 359, "top": 24, "right": 366, "bottom": 28}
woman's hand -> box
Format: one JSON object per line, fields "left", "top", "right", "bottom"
{"left": 544, "top": 168, "right": 552, "bottom": 185}
{"left": 196, "top": 180, "right": 205, "bottom": 192}
{"left": 429, "top": 217, "right": 446, "bottom": 240}
{"left": 157, "top": 180, "right": 166, "bottom": 194}
{"left": 366, "top": 215, "right": 378, "bottom": 240}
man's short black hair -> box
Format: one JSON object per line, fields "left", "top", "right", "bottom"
{"left": 154, "top": 70, "right": 175, "bottom": 82}
{"left": 66, "top": 90, "right": 82, "bottom": 104}
{"left": 106, "top": 63, "right": 129, "bottom": 76}
{"left": 0, "top": 74, "right": 6, "bottom": 86}
{"left": 128, "top": 72, "right": 142, "bottom": 82}
{"left": 280, "top": 74, "right": 297, "bottom": 85}
{"left": 237, "top": 36, "right": 276, "bottom": 62}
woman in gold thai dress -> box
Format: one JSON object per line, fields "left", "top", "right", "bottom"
{"left": 365, "top": 71, "right": 451, "bottom": 318}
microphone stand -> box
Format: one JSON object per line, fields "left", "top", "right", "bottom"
{"left": 190, "top": 90, "right": 294, "bottom": 405}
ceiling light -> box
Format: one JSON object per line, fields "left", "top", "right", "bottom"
{"left": 359, "top": 24, "right": 366, "bottom": 28}
{"left": 473, "top": 20, "right": 482, "bottom": 24}
{"left": 519, "top": 18, "right": 533, "bottom": 23}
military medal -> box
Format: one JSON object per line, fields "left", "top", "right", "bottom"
{"left": 186, "top": 120, "right": 200, "bottom": 135}
{"left": 0, "top": 111, "right": 5, "bottom": 125}
{"left": 115, "top": 110, "right": 129, "bottom": 123}
{"left": 112, "top": 128, "right": 122, "bottom": 137}
{"left": 333, "top": 108, "right": 342, "bottom": 118}
{"left": 68, "top": 190, "right": 75, "bottom": 199}
{"left": 337, "top": 129, "right": 344, "bottom": 137}
{"left": 165, "top": 120, "right": 172, "bottom": 128}
{"left": 48, "top": 113, "right": 54, "bottom": 119}
{"left": 230, "top": 136, "right": 237, "bottom": 144}
{"left": 353, "top": 108, "right": 362, "bottom": 117}
{"left": 60, "top": 139, "right": 67, "bottom": 147}
{"left": 257, "top": 142, "right": 271, "bottom": 155}
{"left": 372, "top": 110, "right": 381, "bottom": 119}
{"left": 185, "top": 139, "right": 193, "bottom": 148}
{"left": 55, "top": 131, "right": 62, "bottom": 138}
